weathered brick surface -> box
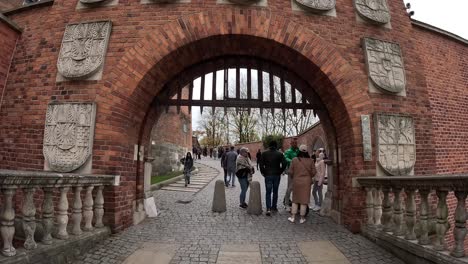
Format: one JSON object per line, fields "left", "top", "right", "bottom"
{"left": 0, "top": 0, "right": 465, "bottom": 236}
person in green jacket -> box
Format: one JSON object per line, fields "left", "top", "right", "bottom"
{"left": 283, "top": 137, "right": 300, "bottom": 210}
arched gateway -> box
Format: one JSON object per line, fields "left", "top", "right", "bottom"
{"left": 103, "top": 11, "right": 375, "bottom": 231}
{"left": 1, "top": 0, "right": 467, "bottom": 261}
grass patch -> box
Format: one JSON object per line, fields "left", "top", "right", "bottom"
{"left": 151, "top": 170, "right": 184, "bottom": 185}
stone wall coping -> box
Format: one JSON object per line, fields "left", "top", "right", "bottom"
{"left": 0, "top": 169, "right": 119, "bottom": 187}
{"left": 3, "top": 0, "right": 54, "bottom": 16}
{"left": 356, "top": 175, "right": 468, "bottom": 191}
{"left": 412, "top": 19, "right": 468, "bottom": 46}
{"left": 0, "top": 13, "right": 21, "bottom": 32}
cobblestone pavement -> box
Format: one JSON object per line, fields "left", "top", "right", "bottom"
{"left": 75, "top": 157, "right": 404, "bottom": 264}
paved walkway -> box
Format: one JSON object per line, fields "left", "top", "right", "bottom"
{"left": 75, "top": 158, "right": 403, "bottom": 264}
{"left": 161, "top": 165, "right": 218, "bottom": 193}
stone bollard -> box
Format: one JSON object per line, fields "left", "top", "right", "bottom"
{"left": 212, "top": 180, "right": 226, "bottom": 213}
{"left": 247, "top": 181, "right": 262, "bottom": 215}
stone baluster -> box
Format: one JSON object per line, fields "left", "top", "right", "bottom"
{"left": 56, "top": 187, "right": 70, "bottom": 239}
{"left": 41, "top": 187, "right": 54, "bottom": 245}
{"left": 71, "top": 186, "right": 83, "bottom": 235}
{"left": 366, "top": 187, "right": 374, "bottom": 226}
{"left": 434, "top": 190, "right": 448, "bottom": 251}
{"left": 1, "top": 188, "right": 16, "bottom": 257}
{"left": 94, "top": 186, "right": 104, "bottom": 228}
{"left": 373, "top": 188, "right": 382, "bottom": 227}
{"left": 365, "top": 187, "right": 374, "bottom": 226}
{"left": 382, "top": 187, "right": 393, "bottom": 232}
{"left": 404, "top": 188, "right": 416, "bottom": 240}
{"left": 418, "top": 189, "right": 430, "bottom": 245}
{"left": 451, "top": 191, "right": 467, "bottom": 257}
{"left": 22, "top": 187, "right": 37, "bottom": 250}
{"left": 83, "top": 186, "right": 94, "bottom": 231}
{"left": 392, "top": 187, "right": 404, "bottom": 236}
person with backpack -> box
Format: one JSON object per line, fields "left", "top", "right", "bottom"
{"left": 287, "top": 145, "right": 316, "bottom": 224}
{"left": 180, "top": 152, "right": 194, "bottom": 187}
{"left": 236, "top": 147, "right": 254, "bottom": 209}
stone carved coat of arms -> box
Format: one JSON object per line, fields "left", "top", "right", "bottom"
{"left": 295, "top": 0, "right": 336, "bottom": 11}
{"left": 354, "top": 0, "right": 390, "bottom": 24}
{"left": 363, "top": 38, "right": 406, "bottom": 94}
{"left": 43, "top": 103, "right": 96, "bottom": 172}
{"left": 57, "top": 21, "right": 112, "bottom": 80}
{"left": 228, "top": 0, "right": 259, "bottom": 4}
{"left": 376, "top": 114, "right": 415, "bottom": 176}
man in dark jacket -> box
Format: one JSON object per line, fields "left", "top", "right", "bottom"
{"left": 260, "top": 140, "right": 287, "bottom": 216}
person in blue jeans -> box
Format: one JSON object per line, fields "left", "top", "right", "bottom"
{"left": 259, "top": 140, "right": 287, "bottom": 216}
{"left": 236, "top": 147, "right": 254, "bottom": 209}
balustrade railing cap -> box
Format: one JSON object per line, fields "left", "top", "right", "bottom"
{"left": 356, "top": 175, "right": 468, "bottom": 191}
{"left": 0, "top": 169, "right": 118, "bottom": 187}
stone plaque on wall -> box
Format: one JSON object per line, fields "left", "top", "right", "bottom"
{"left": 376, "top": 113, "right": 415, "bottom": 176}
{"left": 354, "top": 0, "right": 390, "bottom": 24}
{"left": 363, "top": 38, "right": 406, "bottom": 94}
{"left": 57, "top": 21, "right": 112, "bottom": 80}
{"left": 43, "top": 102, "right": 96, "bottom": 173}
{"left": 361, "top": 115, "right": 372, "bottom": 161}
{"left": 294, "top": 0, "right": 335, "bottom": 11}
{"left": 228, "top": 0, "right": 259, "bottom": 4}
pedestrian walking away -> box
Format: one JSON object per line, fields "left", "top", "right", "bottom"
{"left": 236, "top": 147, "right": 254, "bottom": 209}
{"left": 259, "top": 140, "right": 287, "bottom": 216}
{"left": 283, "top": 137, "right": 300, "bottom": 210}
{"left": 287, "top": 145, "right": 316, "bottom": 224}
{"left": 312, "top": 151, "right": 326, "bottom": 211}
{"left": 225, "top": 146, "right": 238, "bottom": 187}
{"left": 180, "top": 152, "right": 194, "bottom": 187}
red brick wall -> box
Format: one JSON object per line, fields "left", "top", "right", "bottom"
{"left": 235, "top": 122, "right": 327, "bottom": 161}
{"left": 0, "top": 0, "right": 465, "bottom": 234}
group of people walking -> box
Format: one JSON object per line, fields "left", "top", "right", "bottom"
{"left": 218, "top": 137, "right": 327, "bottom": 224}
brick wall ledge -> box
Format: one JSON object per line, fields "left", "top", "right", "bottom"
{"left": 0, "top": 13, "right": 21, "bottom": 32}
{"left": 412, "top": 19, "right": 468, "bottom": 46}
{"left": 362, "top": 226, "right": 468, "bottom": 264}
{"left": 3, "top": 0, "right": 54, "bottom": 16}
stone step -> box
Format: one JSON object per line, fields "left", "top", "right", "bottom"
{"left": 169, "top": 183, "right": 204, "bottom": 188}
{"left": 161, "top": 187, "right": 199, "bottom": 193}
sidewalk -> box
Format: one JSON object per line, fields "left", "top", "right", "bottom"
{"left": 74, "top": 157, "right": 403, "bottom": 264}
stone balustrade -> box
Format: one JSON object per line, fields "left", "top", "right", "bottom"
{"left": 357, "top": 175, "right": 468, "bottom": 259}
{"left": 0, "top": 169, "right": 118, "bottom": 257}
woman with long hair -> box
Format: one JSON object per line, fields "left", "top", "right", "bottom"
{"left": 236, "top": 147, "right": 254, "bottom": 209}
{"left": 180, "top": 152, "right": 194, "bottom": 187}
{"left": 287, "top": 145, "right": 316, "bottom": 224}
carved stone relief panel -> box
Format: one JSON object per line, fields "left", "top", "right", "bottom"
{"left": 43, "top": 102, "right": 96, "bottom": 173}
{"left": 294, "top": 0, "right": 335, "bottom": 12}
{"left": 361, "top": 115, "right": 372, "bottom": 161}
{"left": 80, "top": 0, "right": 107, "bottom": 3}
{"left": 57, "top": 21, "right": 112, "bottom": 80}
{"left": 77, "top": 0, "right": 119, "bottom": 9}
{"left": 218, "top": 0, "right": 266, "bottom": 7}
{"left": 376, "top": 113, "right": 415, "bottom": 176}
{"left": 363, "top": 38, "right": 406, "bottom": 94}
{"left": 354, "top": 0, "right": 390, "bottom": 24}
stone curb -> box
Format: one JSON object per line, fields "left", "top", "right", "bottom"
{"left": 150, "top": 166, "right": 199, "bottom": 191}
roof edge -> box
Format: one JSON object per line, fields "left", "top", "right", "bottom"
{"left": 411, "top": 19, "right": 468, "bottom": 46}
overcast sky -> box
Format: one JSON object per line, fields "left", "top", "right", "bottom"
{"left": 403, "top": 0, "right": 468, "bottom": 39}
{"left": 192, "top": 0, "right": 467, "bottom": 131}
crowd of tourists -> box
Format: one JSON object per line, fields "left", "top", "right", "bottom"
{"left": 182, "top": 138, "right": 327, "bottom": 223}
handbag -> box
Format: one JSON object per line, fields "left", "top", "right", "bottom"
{"left": 236, "top": 168, "right": 249, "bottom": 178}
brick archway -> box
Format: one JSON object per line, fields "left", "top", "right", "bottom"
{"left": 99, "top": 9, "right": 374, "bottom": 231}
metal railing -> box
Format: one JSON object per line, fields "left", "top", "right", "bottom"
{"left": 0, "top": 170, "right": 118, "bottom": 257}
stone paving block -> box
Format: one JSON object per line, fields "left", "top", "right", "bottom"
{"left": 299, "top": 241, "right": 350, "bottom": 264}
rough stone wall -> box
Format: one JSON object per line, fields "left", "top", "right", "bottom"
{"left": 0, "top": 0, "right": 464, "bottom": 232}
{"left": 150, "top": 106, "right": 192, "bottom": 176}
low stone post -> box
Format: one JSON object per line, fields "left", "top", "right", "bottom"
{"left": 404, "top": 188, "right": 416, "bottom": 240}
{"left": 373, "top": 188, "right": 382, "bottom": 227}
{"left": 382, "top": 187, "right": 393, "bottom": 232}
{"left": 212, "top": 180, "right": 226, "bottom": 213}
{"left": 56, "top": 187, "right": 70, "bottom": 240}
{"left": 71, "top": 186, "right": 83, "bottom": 235}
{"left": 247, "top": 181, "right": 262, "bottom": 215}
{"left": 392, "top": 187, "right": 404, "bottom": 236}
{"left": 94, "top": 186, "right": 105, "bottom": 228}
{"left": 83, "top": 186, "right": 94, "bottom": 231}
{"left": 418, "top": 189, "right": 430, "bottom": 245}
{"left": 365, "top": 187, "right": 374, "bottom": 226}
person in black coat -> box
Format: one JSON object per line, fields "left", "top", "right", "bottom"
{"left": 180, "top": 152, "right": 194, "bottom": 187}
